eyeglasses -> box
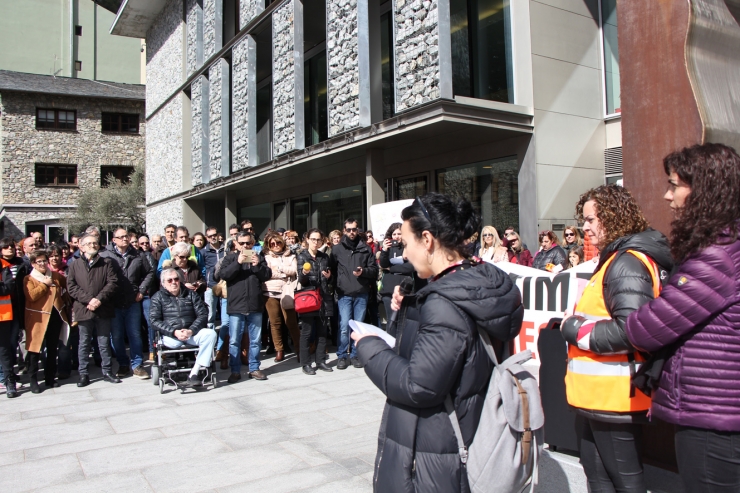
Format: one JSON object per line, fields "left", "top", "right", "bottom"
{"left": 564, "top": 232, "right": 575, "bottom": 238}
{"left": 269, "top": 242, "right": 280, "bottom": 246}
{"left": 34, "top": 260, "right": 48, "bottom": 265}
{"left": 113, "top": 236, "right": 128, "bottom": 240}
{"left": 482, "top": 233, "right": 494, "bottom": 237}
{"left": 82, "top": 242, "right": 99, "bottom": 247}
{"left": 308, "top": 237, "right": 321, "bottom": 242}
{"left": 164, "top": 278, "right": 180, "bottom": 284}
{"left": 416, "top": 196, "right": 432, "bottom": 223}
{"left": 140, "top": 242, "right": 150, "bottom": 246}
{"left": 238, "top": 241, "right": 253, "bottom": 247}
{"left": 175, "top": 255, "right": 189, "bottom": 260}
{"left": 345, "top": 228, "right": 358, "bottom": 233}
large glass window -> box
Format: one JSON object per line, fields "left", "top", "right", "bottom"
{"left": 380, "top": 11, "right": 395, "bottom": 120}
{"left": 304, "top": 51, "right": 328, "bottom": 147}
{"left": 237, "top": 202, "right": 271, "bottom": 241}
{"left": 601, "top": 0, "right": 620, "bottom": 115}
{"left": 450, "top": 0, "right": 513, "bottom": 103}
{"left": 291, "top": 197, "right": 311, "bottom": 237}
{"left": 437, "top": 157, "right": 519, "bottom": 232}
{"left": 311, "top": 186, "right": 365, "bottom": 236}
{"left": 395, "top": 176, "right": 427, "bottom": 200}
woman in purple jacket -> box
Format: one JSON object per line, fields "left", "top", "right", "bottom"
{"left": 625, "top": 143, "right": 740, "bottom": 493}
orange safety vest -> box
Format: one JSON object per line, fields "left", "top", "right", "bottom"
{"left": 565, "top": 250, "right": 660, "bottom": 413}
{"left": 0, "top": 259, "right": 13, "bottom": 322}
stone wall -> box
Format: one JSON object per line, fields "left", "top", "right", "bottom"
{"left": 204, "top": 0, "right": 223, "bottom": 60}
{"left": 272, "top": 0, "right": 302, "bottom": 156}
{"left": 394, "top": 0, "right": 441, "bottom": 112}
{"left": 239, "top": 0, "right": 264, "bottom": 29}
{"left": 146, "top": 97, "right": 183, "bottom": 203}
{"left": 209, "top": 60, "right": 230, "bottom": 179}
{"left": 0, "top": 210, "right": 74, "bottom": 241}
{"left": 232, "top": 36, "right": 254, "bottom": 171}
{"left": 0, "top": 91, "right": 145, "bottom": 207}
{"left": 146, "top": 0, "right": 184, "bottom": 114}
{"left": 146, "top": 200, "right": 184, "bottom": 236}
{"left": 186, "top": 0, "right": 204, "bottom": 77}
{"left": 327, "top": 0, "right": 361, "bottom": 136}
{"left": 191, "top": 76, "right": 205, "bottom": 186}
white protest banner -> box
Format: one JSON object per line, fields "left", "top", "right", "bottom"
{"left": 369, "top": 199, "right": 413, "bottom": 241}
{"left": 492, "top": 260, "right": 597, "bottom": 364}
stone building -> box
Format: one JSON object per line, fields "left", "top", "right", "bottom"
{"left": 0, "top": 70, "right": 146, "bottom": 242}
{"left": 111, "top": 0, "right": 625, "bottom": 247}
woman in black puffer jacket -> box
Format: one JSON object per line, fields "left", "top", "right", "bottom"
{"left": 532, "top": 230, "right": 568, "bottom": 272}
{"left": 353, "top": 194, "right": 524, "bottom": 493}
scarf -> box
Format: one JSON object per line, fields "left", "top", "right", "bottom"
{"left": 30, "top": 268, "right": 52, "bottom": 284}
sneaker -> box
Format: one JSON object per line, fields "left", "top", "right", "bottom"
{"left": 351, "top": 357, "right": 363, "bottom": 369}
{"left": 115, "top": 366, "right": 131, "bottom": 378}
{"left": 336, "top": 358, "right": 349, "bottom": 370}
{"left": 227, "top": 372, "right": 241, "bottom": 384}
{"left": 182, "top": 375, "right": 203, "bottom": 388}
{"left": 248, "top": 370, "right": 267, "bottom": 380}
{"left": 133, "top": 367, "right": 150, "bottom": 380}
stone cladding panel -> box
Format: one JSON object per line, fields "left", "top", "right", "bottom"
{"left": 273, "top": 1, "right": 298, "bottom": 156}
{"left": 204, "top": 0, "right": 222, "bottom": 60}
{"left": 146, "top": 200, "right": 184, "bottom": 237}
{"left": 394, "top": 0, "right": 441, "bottom": 112}
{"left": 239, "top": 0, "right": 264, "bottom": 29}
{"left": 209, "top": 62, "right": 224, "bottom": 179}
{"left": 146, "top": 97, "right": 183, "bottom": 203}
{"left": 146, "top": 0, "right": 184, "bottom": 114}
{"left": 327, "top": 0, "right": 361, "bottom": 137}
{"left": 186, "top": 0, "right": 204, "bottom": 77}
{"left": 0, "top": 91, "right": 145, "bottom": 207}
{"left": 191, "top": 77, "right": 204, "bottom": 186}
{"left": 0, "top": 210, "right": 74, "bottom": 241}
{"left": 232, "top": 37, "right": 251, "bottom": 171}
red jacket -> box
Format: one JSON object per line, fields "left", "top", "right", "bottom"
{"left": 507, "top": 249, "right": 533, "bottom": 267}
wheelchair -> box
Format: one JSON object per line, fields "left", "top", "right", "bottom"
{"left": 151, "top": 333, "right": 218, "bottom": 394}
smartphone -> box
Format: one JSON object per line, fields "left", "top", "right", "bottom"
{"left": 354, "top": 266, "right": 362, "bottom": 273}
{"left": 391, "top": 240, "right": 399, "bottom": 247}
{"left": 242, "top": 249, "right": 254, "bottom": 263}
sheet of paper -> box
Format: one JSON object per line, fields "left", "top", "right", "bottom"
{"left": 350, "top": 320, "right": 396, "bottom": 348}
{"left": 389, "top": 255, "right": 405, "bottom": 265}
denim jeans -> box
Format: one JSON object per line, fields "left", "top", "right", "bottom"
{"left": 110, "top": 302, "right": 144, "bottom": 370}
{"left": 162, "top": 329, "right": 218, "bottom": 368}
{"left": 142, "top": 296, "right": 154, "bottom": 352}
{"left": 228, "top": 312, "right": 262, "bottom": 373}
{"left": 205, "top": 289, "right": 229, "bottom": 350}
{"left": 337, "top": 294, "right": 368, "bottom": 360}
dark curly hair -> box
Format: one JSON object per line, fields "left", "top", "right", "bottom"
{"left": 664, "top": 143, "right": 740, "bottom": 262}
{"left": 575, "top": 184, "right": 649, "bottom": 251}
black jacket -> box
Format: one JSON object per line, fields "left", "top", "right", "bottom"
{"left": 561, "top": 229, "right": 673, "bottom": 422}
{"left": 99, "top": 244, "right": 153, "bottom": 307}
{"left": 201, "top": 243, "right": 226, "bottom": 288}
{"left": 67, "top": 254, "right": 119, "bottom": 321}
{"left": 357, "top": 261, "right": 524, "bottom": 493}
{"left": 1, "top": 257, "right": 31, "bottom": 323}
{"left": 378, "top": 243, "right": 415, "bottom": 297}
{"left": 214, "top": 251, "right": 272, "bottom": 314}
{"left": 140, "top": 250, "right": 159, "bottom": 296}
{"left": 296, "top": 250, "right": 335, "bottom": 316}
{"left": 149, "top": 287, "right": 208, "bottom": 338}
{"left": 532, "top": 244, "right": 568, "bottom": 271}
{"left": 331, "top": 236, "right": 379, "bottom": 297}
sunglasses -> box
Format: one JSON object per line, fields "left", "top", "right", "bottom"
{"left": 164, "top": 278, "right": 180, "bottom": 284}
{"left": 175, "top": 255, "right": 189, "bottom": 260}
{"left": 482, "top": 233, "right": 494, "bottom": 237}
{"left": 207, "top": 234, "right": 218, "bottom": 238}
{"left": 564, "top": 232, "right": 575, "bottom": 237}
{"left": 345, "top": 228, "right": 358, "bottom": 233}
{"left": 140, "top": 242, "right": 150, "bottom": 246}
{"left": 238, "top": 241, "right": 253, "bottom": 247}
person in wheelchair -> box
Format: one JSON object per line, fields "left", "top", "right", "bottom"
{"left": 150, "top": 268, "right": 216, "bottom": 388}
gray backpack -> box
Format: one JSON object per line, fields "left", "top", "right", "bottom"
{"left": 445, "top": 330, "right": 544, "bottom": 493}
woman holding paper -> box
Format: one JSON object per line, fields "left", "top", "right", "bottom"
{"left": 560, "top": 184, "right": 673, "bottom": 493}
{"left": 352, "top": 193, "right": 523, "bottom": 492}
{"left": 23, "top": 249, "right": 73, "bottom": 393}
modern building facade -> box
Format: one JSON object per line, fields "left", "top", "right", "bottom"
{"left": 112, "top": 0, "right": 623, "bottom": 247}
{"left": 0, "top": 0, "right": 145, "bottom": 85}
{"left": 0, "top": 70, "right": 145, "bottom": 242}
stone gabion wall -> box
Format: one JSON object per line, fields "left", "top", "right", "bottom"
{"left": 204, "top": 0, "right": 221, "bottom": 60}
{"left": 239, "top": 0, "right": 264, "bottom": 29}
{"left": 273, "top": 1, "right": 298, "bottom": 156}
{"left": 327, "top": 0, "right": 360, "bottom": 136}
{"left": 146, "top": 97, "right": 183, "bottom": 203}
{"left": 208, "top": 61, "right": 228, "bottom": 179}
{"left": 191, "top": 77, "right": 204, "bottom": 186}
{"left": 186, "top": 0, "right": 203, "bottom": 77}
{"left": 232, "top": 37, "right": 251, "bottom": 171}
{"left": 0, "top": 91, "right": 145, "bottom": 206}
{"left": 146, "top": 0, "right": 183, "bottom": 113}
{"left": 394, "top": 0, "right": 441, "bottom": 112}
{"left": 146, "top": 200, "right": 183, "bottom": 237}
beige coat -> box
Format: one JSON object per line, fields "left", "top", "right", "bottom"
{"left": 23, "top": 271, "right": 73, "bottom": 353}
{"left": 262, "top": 249, "right": 297, "bottom": 298}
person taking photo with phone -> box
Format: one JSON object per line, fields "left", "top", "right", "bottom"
{"left": 379, "top": 222, "right": 416, "bottom": 336}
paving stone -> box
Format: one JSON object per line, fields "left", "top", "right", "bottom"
{"left": 210, "top": 420, "right": 292, "bottom": 450}
{"left": 0, "top": 454, "right": 85, "bottom": 491}
{"left": 0, "top": 414, "right": 65, "bottom": 433}
{"left": 218, "top": 462, "right": 353, "bottom": 493}
{"left": 278, "top": 439, "right": 333, "bottom": 467}
{"left": 294, "top": 475, "right": 373, "bottom": 493}
{"left": 34, "top": 471, "right": 153, "bottom": 493}
{"left": 1, "top": 418, "right": 114, "bottom": 453}
{"left": 0, "top": 450, "right": 24, "bottom": 467}
{"left": 24, "top": 428, "right": 165, "bottom": 461}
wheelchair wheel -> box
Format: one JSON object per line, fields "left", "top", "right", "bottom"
{"left": 211, "top": 373, "right": 218, "bottom": 389}
{"left": 158, "top": 378, "right": 164, "bottom": 394}
{"left": 151, "top": 365, "right": 160, "bottom": 386}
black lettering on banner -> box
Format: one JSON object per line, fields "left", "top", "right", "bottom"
{"left": 522, "top": 277, "right": 532, "bottom": 310}
{"left": 535, "top": 273, "right": 570, "bottom": 312}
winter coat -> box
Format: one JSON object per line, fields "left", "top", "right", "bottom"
{"left": 1, "top": 257, "right": 31, "bottom": 323}
{"left": 357, "top": 260, "right": 524, "bottom": 493}
{"left": 563, "top": 241, "right": 582, "bottom": 255}
{"left": 201, "top": 243, "right": 226, "bottom": 288}
{"left": 378, "top": 243, "right": 414, "bottom": 297}
{"left": 296, "top": 250, "right": 335, "bottom": 317}
{"left": 532, "top": 245, "right": 568, "bottom": 271}
{"left": 507, "top": 248, "right": 534, "bottom": 267}
{"left": 214, "top": 251, "right": 272, "bottom": 314}
{"left": 149, "top": 286, "right": 208, "bottom": 339}
{"left": 332, "top": 236, "right": 379, "bottom": 297}
{"left": 262, "top": 249, "right": 298, "bottom": 298}
{"left": 157, "top": 244, "right": 206, "bottom": 278}
{"left": 562, "top": 229, "right": 673, "bottom": 423}
{"left": 171, "top": 260, "right": 206, "bottom": 295}
{"left": 625, "top": 229, "right": 740, "bottom": 432}
{"left": 67, "top": 254, "right": 120, "bottom": 321}
{"left": 140, "top": 250, "right": 159, "bottom": 296}
{"left": 99, "top": 244, "right": 153, "bottom": 307}
{"left": 23, "top": 271, "right": 72, "bottom": 353}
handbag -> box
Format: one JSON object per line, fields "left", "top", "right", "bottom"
{"left": 294, "top": 288, "right": 322, "bottom": 314}
{"left": 212, "top": 279, "right": 228, "bottom": 299}
{"left": 280, "top": 279, "right": 297, "bottom": 310}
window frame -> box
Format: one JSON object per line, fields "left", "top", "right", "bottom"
{"left": 35, "top": 108, "right": 77, "bottom": 131}
{"left": 100, "top": 165, "right": 135, "bottom": 187}
{"left": 101, "top": 112, "right": 140, "bottom": 134}
{"left": 599, "top": 0, "right": 621, "bottom": 119}
{"left": 34, "top": 163, "right": 78, "bottom": 188}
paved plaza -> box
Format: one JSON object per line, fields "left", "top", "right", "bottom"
{"left": 0, "top": 354, "right": 683, "bottom": 493}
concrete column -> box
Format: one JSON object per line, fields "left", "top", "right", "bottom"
{"left": 518, "top": 136, "right": 537, "bottom": 251}
{"left": 366, "top": 148, "right": 385, "bottom": 231}
{"left": 225, "top": 191, "right": 238, "bottom": 230}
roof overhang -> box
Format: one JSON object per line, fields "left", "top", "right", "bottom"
{"left": 109, "top": 0, "right": 168, "bottom": 38}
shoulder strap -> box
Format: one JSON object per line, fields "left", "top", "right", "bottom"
{"left": 444, "top": 396, "right": 468, "bottom": 465}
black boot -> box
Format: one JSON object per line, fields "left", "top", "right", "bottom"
{"left": 29, "top": 353, "right": 42, "bottom": 394}
{"left": 5, "top": 380, "right": 18, "bottom": 398}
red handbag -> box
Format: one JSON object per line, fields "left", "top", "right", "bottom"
{"left": 294, "top": 288, "right": 322, "bottom": 314}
